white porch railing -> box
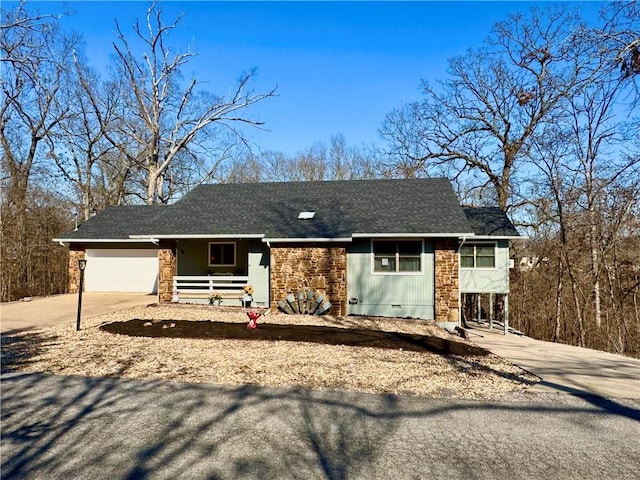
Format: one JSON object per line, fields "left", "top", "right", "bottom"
{"left": 172, "top": 275, "right": 249, "bottom": 300}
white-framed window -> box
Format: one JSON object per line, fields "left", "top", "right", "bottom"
{"left": 460, "top": 243, "right": 496, "bottom": 268}
{"left": 208, "top": 242, "right": 236, "bottom": 267}
{"left": 372, "top": 240, "right": 422, "bottom": 273}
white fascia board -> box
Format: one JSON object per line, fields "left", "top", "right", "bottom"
{"left": 467, "top": 235, "right": 525, "bottom": 240}
{"left": 262, "top": 237, "right": 353, "bottom": 243}
{"left": 352, "top": 232, "right": 476, "bottom": 238}
{"left": 53, "top": 238, "right": 158, "bottom": 244}
{"left": 129, "top": 234, "right": 266, "bottom": 239}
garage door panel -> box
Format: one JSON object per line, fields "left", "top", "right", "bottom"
{"left": 85, "top": 249, "right": 158, "bottom": 293}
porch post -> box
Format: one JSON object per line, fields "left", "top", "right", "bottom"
{"left": 504, "top": 294, "right": 509, "bottom": 335}
{"left": 489, "top": 293, "right": 494, "bottom": 330}
{"left": 158, "top": 240, "right": 177, "bottom": 304}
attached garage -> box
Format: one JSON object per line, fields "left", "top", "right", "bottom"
{"left": 85, "top": 248, "right": 158, "bottom": 293}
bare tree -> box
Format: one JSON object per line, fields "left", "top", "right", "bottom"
{"left": 1, "top": 2, "right": 78, "bottom": 300}
{"left": 219, "top": 135, "right": 380, "bottom": 184}
{"left": 111, "top": 2, "right": 276, "bottom": 204}
{"left": 1, "top": 1, "right": 78, "bottom": 208}
{"left": 380, "top": 6, "right": 591, "bottom": 211}
{"left": 44, "top": 54, "right": 133, "bottom": 220}
{"left": 597, "top": 1, "right": 640, "bottom": 97}
{"left": 511, "top": 7, "right": 640, "bottom": 351}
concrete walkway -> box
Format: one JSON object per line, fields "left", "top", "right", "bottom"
{"left": 468, "top": 324, "right": 640, "bottom": 399}
{"left": 0, "top": 293, "right": 155, "bottom": 333}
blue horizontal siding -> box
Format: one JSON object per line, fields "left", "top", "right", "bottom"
{"left": 346, "top": 239, "right": 434, "bottom": 320}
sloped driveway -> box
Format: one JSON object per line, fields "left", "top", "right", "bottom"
{"left": 469, "top": 324, "right": 640, "bottom": 399}
{"left": 0, "top": 293, "right": 155, "bottom": 333}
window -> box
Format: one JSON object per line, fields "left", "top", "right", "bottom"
{"left": 460, "top": 243, "right": 495, "bottom": 268}
{"left": 373, "top": 240, "right": 422, "bottom": 273}
{"left": 208, "top": 242, "right": 236, "bottom": 267}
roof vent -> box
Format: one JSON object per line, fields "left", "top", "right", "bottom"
{"left": 298, "top": 211, "right": 315, "bottom": 219}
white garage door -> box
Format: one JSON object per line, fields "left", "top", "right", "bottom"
{"left": 85, "top": 249, "right": 158, "bottom": 293}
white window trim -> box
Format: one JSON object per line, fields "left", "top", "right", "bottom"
{"left": 208, "top": 241, "right": 237, "bottom": 267}
{"left": 460, "top": 242, "right": 498, "bottom": 270}
{"left": 370, "top": 239, "right": 424, "bottom": 276}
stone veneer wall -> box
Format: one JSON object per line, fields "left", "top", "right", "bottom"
{"left": 68, "top": 248, "right": 85, "bottom": 294}
{"left": 158, "top": 240, "right": 177, "bottom": 303}
{"left": 270, "top": 244, "right": 347, "bottom": 316}
{"left": 434, "top": 239, "right": 460, "bottom": 324}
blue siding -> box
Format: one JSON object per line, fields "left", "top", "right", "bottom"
{"left": 460, "top": 240, "right": 510, "bottom": 293}
{"left": 247, "top": 240, "right": 270, "bottom": 306}
{"left": 346, "top": 239, "right": 434, "bottom": 320}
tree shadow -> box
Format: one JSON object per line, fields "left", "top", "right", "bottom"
{"left": 2, "top": 373, "right": 638, "bottom": 480}
{"left": 1, "top": 374, "right": 402, "bottom": 479}
{"left": 1, "top": 330, "right": 59, "bottom": 374}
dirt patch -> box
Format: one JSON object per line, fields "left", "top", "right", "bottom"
{"left": 101, "top": 319, "right": 490, "bottom": 357}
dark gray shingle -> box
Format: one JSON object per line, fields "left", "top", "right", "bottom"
{"left": 147, "top": 178, "right": 474, "bottom": 237}
{"left": 463, "top": 207, "right": 519, "bottom": 237}
{"left": 56, "top": 205, "right": 166, "bottom": 240}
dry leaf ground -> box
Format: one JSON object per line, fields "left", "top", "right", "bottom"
{"left": 1, "top": 305, "right": 538, "bottom": 399}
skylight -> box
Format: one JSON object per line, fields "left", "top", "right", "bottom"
{"left": 298, "top": 211, "right": 315, "bottom": 219}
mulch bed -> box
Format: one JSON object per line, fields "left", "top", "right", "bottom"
{"left": 100, "top": 319, "right": 490, "bottom": 357}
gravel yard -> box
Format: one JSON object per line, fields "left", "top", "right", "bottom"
{"left": 1, "top": 305, "right": 538, "bottom": 399}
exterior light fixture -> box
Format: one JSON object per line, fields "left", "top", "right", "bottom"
{"left": 76, "top": 259, "right": 87, "bottom": 331}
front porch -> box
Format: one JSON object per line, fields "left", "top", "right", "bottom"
{"left": 158, "top": 238, "right": 270, "bottom": 307}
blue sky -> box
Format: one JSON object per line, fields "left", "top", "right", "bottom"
{"left": 28, "top": 1, "right": 604, "bottom": 155}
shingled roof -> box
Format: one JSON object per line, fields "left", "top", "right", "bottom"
{"left": 56, "top": 205, "right": 166, "bottom": 240}
{"left": 143, "top": 178, "right": 474, "bottom": 239}
{"left": 56, "top": 179, "right": 519, "bottom": 241}
{"left": 463, "top": 207, "right": 519, "bottom": 237}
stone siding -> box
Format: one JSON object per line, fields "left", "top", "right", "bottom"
{"left": 68, "top": 248, "right": 86, "bottom": 294}
{"left": 434, "top": 239, "right": 460, "bottom": 324}
{"left": 270, "top": 244, "right": 347, "bottom": 316}
{"left": 158, "top": 240, "right": 177, "bottom": 303}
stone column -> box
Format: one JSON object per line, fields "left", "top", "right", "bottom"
{"left": 158, "top": 240, "right": 177, "bottom": 303}
{"left": 434, "top": 238, "right": 459, "bottom": 325}
{"left": 68, "top": 248, "right": 85, "bottom": 294}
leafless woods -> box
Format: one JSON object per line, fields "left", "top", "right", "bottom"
{"left": 1, "top": 2, "right": 638, "bottom": 357}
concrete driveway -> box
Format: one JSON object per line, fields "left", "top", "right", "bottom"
{"left": 0, "top": 293, "right": 155, "bottom": 333}
{"left": 469, "top": 324, "right": 640, "bottom": 399}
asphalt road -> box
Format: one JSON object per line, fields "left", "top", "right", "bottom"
{"left": 2, "top": 373, "right": 639, "bottom": 480}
